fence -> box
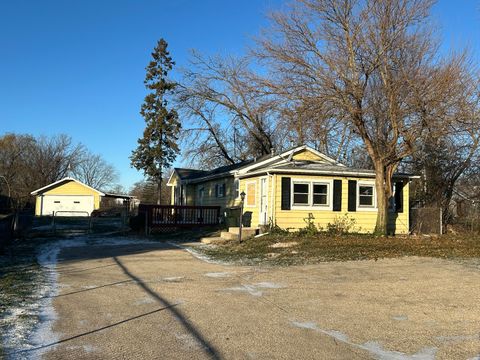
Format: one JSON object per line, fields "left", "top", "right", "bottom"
{"left": 410, "top": 207, "right": 442, "bottom": 235}
{"left": 0, "top": 214, "right": 15, "bottom": 251}
{"left": 139, "top": 204, "right": 221, "bottom": 231}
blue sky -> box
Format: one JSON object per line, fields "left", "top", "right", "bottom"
{"left": 0, "top": 0, "right": 479, "bottom": 190}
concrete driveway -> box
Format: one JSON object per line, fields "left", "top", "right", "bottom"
{"left": 40, "top": 239, "right": 479, "bottom": 359}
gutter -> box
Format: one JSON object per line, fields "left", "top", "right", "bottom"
{"left": 237, "top": 168, "right": 378, "bottom": 179}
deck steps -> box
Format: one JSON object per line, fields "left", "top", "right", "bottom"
{"left": 200, "top": 236, "right": 225, "bottom": 244}
{"left": 200, "top": 227, "right": 259, "bottom": 244}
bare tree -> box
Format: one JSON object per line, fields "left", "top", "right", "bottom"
{"left": 257, "top": 0, "right": 471, "bottom": 234}
{"left": 0, "top": 134, "right": 37, "bottom": 207}
{"left": 410, "top": 70, "right": 480, "bottom": 223}
{"left": 27, "top": 134, "right": 85, "bottom": 187}
{"left": 130, "top": 178, "right": 170, "bottom": 204}
{"left": 177, "top": 52, "right": 280, "bottom": 168}
{"left": 0, "top": 133, "right": 120, "bottom": 209}
{"left": 73, "top": 152, "right": 119, "bottom": 191}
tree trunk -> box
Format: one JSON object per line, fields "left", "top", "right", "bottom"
{"left": 157, "top": 177, "right": 162, "bottom": 205}
{"left": 374, "top": 164, "right": 388, "bottom": 235}
{"left": 373, "top": 162, "right": 396, "bottom": 235}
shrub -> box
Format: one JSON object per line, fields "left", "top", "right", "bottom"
{"left": 326, "top": 213, "right": 357, "bottom": 235}
{"left": 297, "top": 213, "right": 321, "bottom": 237}
{"left": 268, "top": 218, "right": 289, "bottom": 235}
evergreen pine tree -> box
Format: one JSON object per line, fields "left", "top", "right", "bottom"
{"left": 130, "top": 39, "right": 180, "bottom": 204}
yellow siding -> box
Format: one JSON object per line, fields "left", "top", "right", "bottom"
{"left": 238, "top": 175, "right": 276, "bottom": 227}
{"left": 169, "top": 174, "right": 178, "bottom": 205}
{"left": 34, "top": 180, "right": 102, "bottom": 215}
{"left": 292, "top": 149, "right": 327, "bottom": 162}
{"left": 184, "top": 185, "right": 194, "bottom": 205}
{"left": 35, "top": 197, "right": 42, "bottom": 216}
{"left": 240, "top": 177, "right": 258, "bottom": 226}
{"left": 192, "top": 177, "right": 237, "bottom": 209}
{"left": 273, "top": 175, "right": 409, "bottom": 234}
{"left": 170, "top": 170, "right": 410, "bottom": 234}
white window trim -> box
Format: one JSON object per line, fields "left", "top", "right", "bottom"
{"left": 292, "top": 181, "right": 310, "bottom": 207}
{"left": 217, "top": 183, "right": 225, "bottom": 198}
{"left": 357, "top": 181, "right": 377, "bottom": 212}
{"left": 291, "top": 178, "right": 333, "bottom": 211}
{"left": 245, "top": 180, "right": 257, "bottom": 207}
{"left": 214, "top": 183, "right": 227, "bottom": 199}
{"left": 198, "top": 187, "right": 204, "bottom": 205}
{"left": 312, "top": 182, "right": 331, "bottom": 207}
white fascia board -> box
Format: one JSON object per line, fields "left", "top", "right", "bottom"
{"left": 236, "top": 145, "right": 344, "bottom": 175}
{"left": 236, "top": 147, "right": 304, "bottom": 175}
{"left": 237, "top": 168, "right": 376, "bottom": 179}
{"left": 166, "top": 170, "right": 177, "bottom": 186}
{"left": 31, "top": 177, "right": 105, "bottom": 196}
{"left": 238, "top": 167, "right": 415, "bottom": 179}
{"left": 183, "top": 172, "right": 233, "bottom": 185}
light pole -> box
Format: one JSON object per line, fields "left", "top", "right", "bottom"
{"left": 239, "top": 191, "right": 246, "bottom": 243}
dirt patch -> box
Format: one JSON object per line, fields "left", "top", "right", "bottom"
{"left": 270, "top": 241, "right": 298, "bottom": 248}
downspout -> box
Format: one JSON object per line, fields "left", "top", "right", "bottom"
{"left": 268, "top": 171, "right": 275, "bottom": 227}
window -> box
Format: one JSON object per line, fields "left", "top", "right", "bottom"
{"left": 293, "top": 182, "right": 310, "bottom": 205}
{"left": 313, "top": 183, "right": 328, "bottom": 206}
{"left": 198, "top": 187, "right": 204, "bottom": 205}
{"left": 358, "top": 185, "right": 374, "bottom": 207}
{"left": 246, "top": 182, "right": 256, "bottom": 206}
{"left": 74, "top": 201, "right": 80, "bottom": 204}
{"left": 234, "top": 179, "right": 239, "bottom": 199}
{"left": 291, "top": 180, "right": 332, "bottom": 208}
{"left": 54, "top": 201, "right": 60, "bottom": 204}
{"left": 215, "top": 183, "right": 225, "bottom": 198}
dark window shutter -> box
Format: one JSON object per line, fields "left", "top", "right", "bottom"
{"left": 281, "top": 177, "right": 291, "bottom": 210}
{"left": 222, "top": 183, "right": 226, "bottom": 197}
{"left": 215, "top": 184, "right": 218, "bottom": 198}
{"left": 348, "top": 180, "right": 357, "bottom": 212}
{"left": 395, "top": 181, "right": 404, "bottom": 213}
{"left": 333, "top": 180, "right": 342, "bottom": 211}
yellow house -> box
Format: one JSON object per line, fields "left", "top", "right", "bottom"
{"left": 167, "top": 145, "right": 413, "bottom": 234}
{"left": 31, "top": 177, "right": 104, "bottom": 216}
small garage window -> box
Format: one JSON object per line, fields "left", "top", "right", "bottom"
{"left": 74, "top": 201, "right": 80, "bottom": 204}
{"left": 54, "top": 201, "right": 61, "bottom": 204}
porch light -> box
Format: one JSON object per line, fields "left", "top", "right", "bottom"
{"left": 239, "top": 191, "right": 246, "bottom": 243}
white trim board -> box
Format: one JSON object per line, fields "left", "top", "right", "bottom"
{"left": 31, "top": 177, "right": 104, "bottom": 196}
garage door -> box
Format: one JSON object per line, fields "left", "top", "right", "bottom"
{"left": 42, "top": 195, "right": 94, "bottom": 216}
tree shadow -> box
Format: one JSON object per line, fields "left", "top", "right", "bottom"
{"left": 11, "top": 242, "right": 222, "bottom": 359}
{"left": 11, "top": 305, "right": 178, "bottom": 355}
{"left": 113, "top": 256, "right": 222, "bottom": 359}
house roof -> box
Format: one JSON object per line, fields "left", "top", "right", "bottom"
{"left": 170, "top": 160, "right": 253, "bottom": 184}
{"left": 169, "top": 145, "right": 415, "bottom": 184}
{"left": 30, "top": 177, "right": 105, "bottom": 196}
{"left": 271, "top": 161, "right": 374, "bottom": 175}
{"left": 175, "top": 168, "right": 208, "bottom": 180}
{"left": 103, "top": 193, "right": 135, "bottom": 199}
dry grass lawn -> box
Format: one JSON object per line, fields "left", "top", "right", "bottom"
{"left": 196, "top": 231, "right": 480, "bottom": 265}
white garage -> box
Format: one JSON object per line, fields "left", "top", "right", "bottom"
{"left": 31, "top": 177, "right": 104, "bottom": 216}
{"left": 40, "top": 195, "right": 95, "bottom": 217}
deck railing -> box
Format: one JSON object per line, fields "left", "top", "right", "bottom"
{"left": 139, "top": 204, "right": 221, "bottom": 230}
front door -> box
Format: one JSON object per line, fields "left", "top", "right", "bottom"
{"left": 259, "top": 177, "right": 268, "bottom": 225}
